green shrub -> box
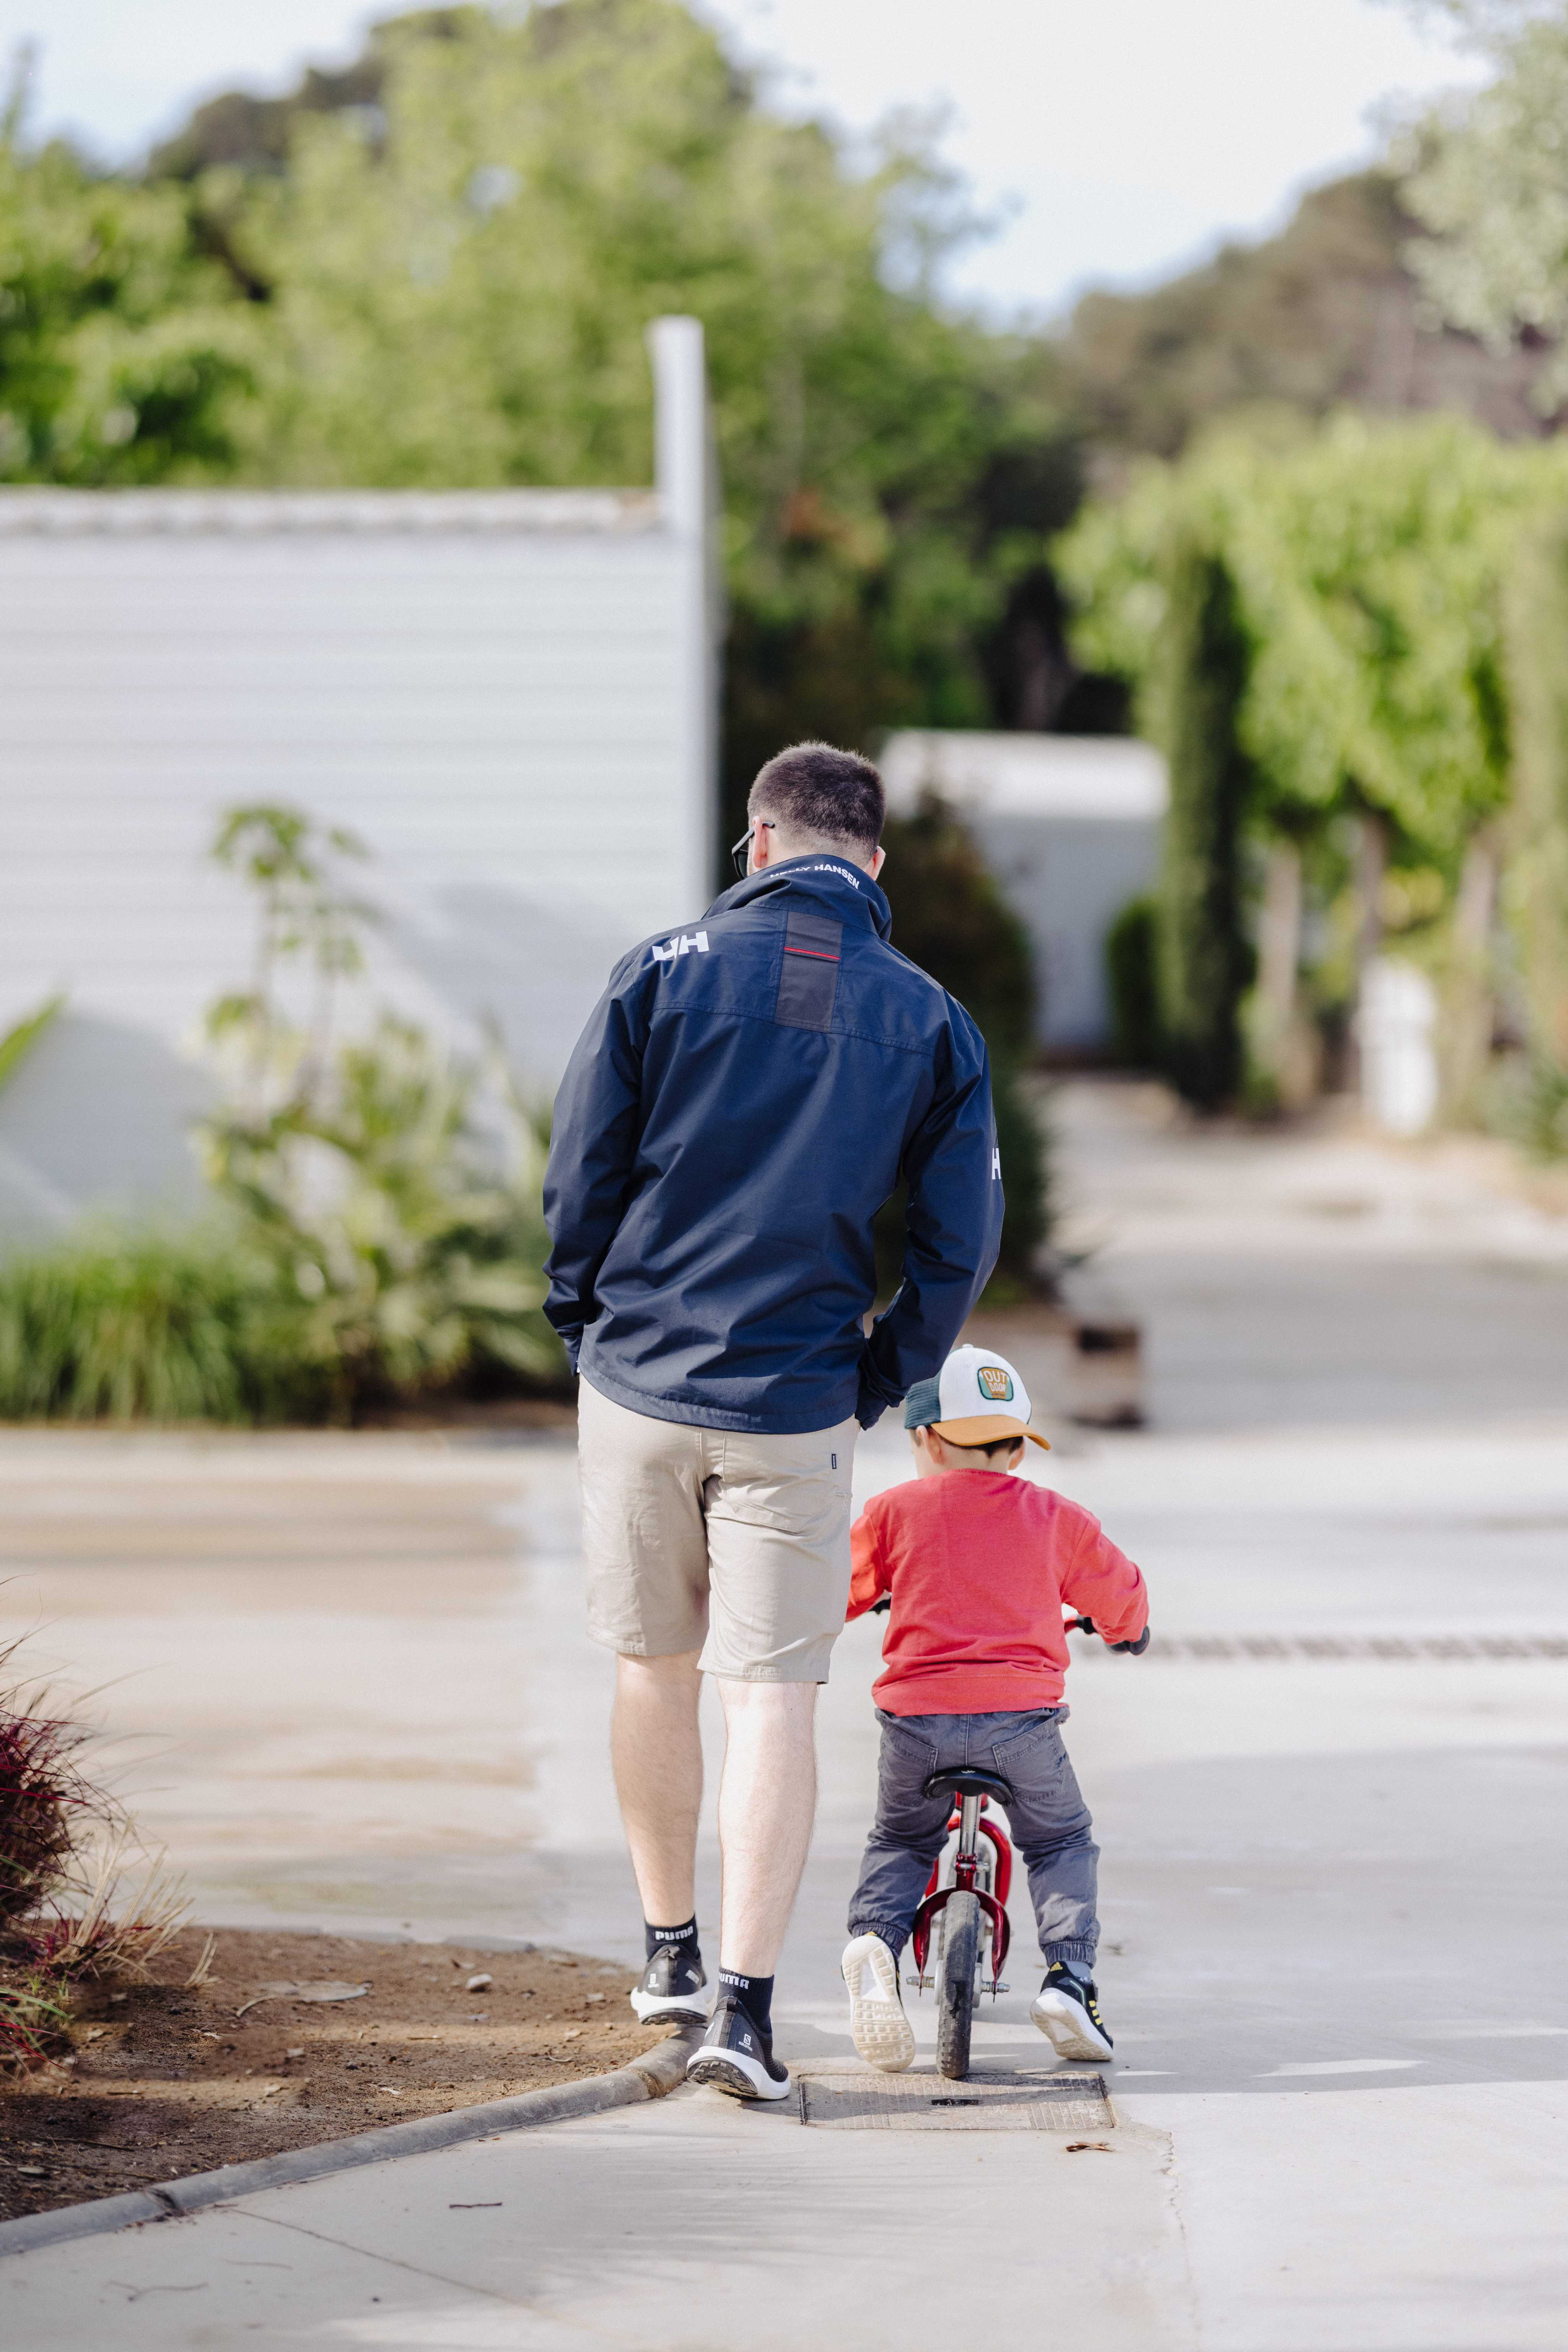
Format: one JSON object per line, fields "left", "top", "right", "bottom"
{"left": 1105, "top": 895, "right": 1161, "bottom": 1068}
{"left": 0, "top": 1229, "right": 313, "bottom": 1423}
{"left": 199, "top": 1014, "right": 565, "bottom": 1414}
{"left": 1491, "top": 1056, "right": 1568, "bottom": 1163}
{"left": 875, "top": 791, "right": 1049, "bottom": 1295}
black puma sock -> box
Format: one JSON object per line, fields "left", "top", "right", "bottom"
{"left": 718, "top": 1968, "right": 774, "bottom": 2035}
{"left": 644, "top": 1916, "right": 699, "bottom": 1963}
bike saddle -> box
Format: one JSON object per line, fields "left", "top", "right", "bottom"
{"left": 922, "top": 1766, "right": 1014, "bottom": 1807}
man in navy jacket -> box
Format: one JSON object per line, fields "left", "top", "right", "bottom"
{"left": 544, "top": 741, "right": 1002, "bottom": 2099}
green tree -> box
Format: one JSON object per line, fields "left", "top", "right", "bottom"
{"left": 158, "top": 3, "right": 1079, "bottom": 832}
{"left": 0, "top": 71, "right": 255, "bottom": 482}
{"left": 1144, "top": 532, "right": 1256, "bottom": 1106}
{"left": 1056, "top": 413, "right": 1568, "bottom": 1105}
{"left": 1397, "top": 1, "right": 1568, "bottom": 416}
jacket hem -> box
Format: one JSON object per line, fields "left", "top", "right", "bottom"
{"left": 579, "top": 1363, "right": 860, "bottom": 1438}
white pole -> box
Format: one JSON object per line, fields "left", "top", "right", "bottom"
{"left": 647, "top": 317, "right": 718, "bottom": 913}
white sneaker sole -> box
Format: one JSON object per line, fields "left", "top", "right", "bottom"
{"left": 686, "top": 2047, "right": 792, "bottom": 2101}
{"left": 841, "top": 1936, "right": 915, "bottom": 2073}
{"left": 1030, "top": 1988, "right": 1114, "bottom": 2063}
{"left": 630, "top": 1984, "right": 713, "bottom": 2024}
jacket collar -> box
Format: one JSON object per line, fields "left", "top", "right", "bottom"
{"left": 706, "top": 853, "right": 891, "bottom": 940}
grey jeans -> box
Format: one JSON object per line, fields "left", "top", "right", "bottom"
{"left": 847, "top": 1707, "right": 1099, "bottom": 1971}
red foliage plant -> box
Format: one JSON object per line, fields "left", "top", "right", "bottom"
{"left": 0, "top": 1636, "right": 119, "bottom": 1930}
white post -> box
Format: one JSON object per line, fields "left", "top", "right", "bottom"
{"left": 647, "top": 316, "right": 718, "bottom": 913}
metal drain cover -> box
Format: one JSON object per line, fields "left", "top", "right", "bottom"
{"left": 799, "top": 2068, "right": 1112, "bottom": 2132}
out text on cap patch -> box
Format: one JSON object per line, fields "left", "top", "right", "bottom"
{"left": 977, "top": 1365, "right": 1015, "bottom": 1402}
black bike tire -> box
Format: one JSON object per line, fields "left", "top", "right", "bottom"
{"left": 936, "top": 1891, "right": 979, "bottom": 2080}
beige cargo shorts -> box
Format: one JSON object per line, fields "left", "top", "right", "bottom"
{"left": 576, "top": 1377, "right": 859, "bottom": 1682}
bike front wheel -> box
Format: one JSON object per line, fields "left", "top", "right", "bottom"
{"left": 935, "top": 1891, "right": 979, "bottom": 2079}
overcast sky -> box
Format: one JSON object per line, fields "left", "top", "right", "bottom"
{"left": 5, "top": 0, "right": 1485, "bottom": 317}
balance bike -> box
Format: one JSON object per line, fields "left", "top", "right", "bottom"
{"left": 905, "top": 1766, "right": 1014, "bottom": 2079}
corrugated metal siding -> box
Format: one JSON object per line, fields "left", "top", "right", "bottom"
{"left": 0, "top": 518, "right": 706, "bottom": 1223}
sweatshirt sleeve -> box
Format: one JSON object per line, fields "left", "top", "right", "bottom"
{"left": 542, "top": 955, "right": 652, "bottom": 1372}
{"left": 857, "top": 1002, "right": 1003, "bottom": 1427}
{"left": 845, "top": 1501, "right": 893, "bottom": 1621}
{"left": 1057, "top": 1509, "right": 1149, "bottom": 1648}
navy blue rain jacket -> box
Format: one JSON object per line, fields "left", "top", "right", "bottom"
{"left": 542, "top": 854, "right": 1003, "bottom": 1434}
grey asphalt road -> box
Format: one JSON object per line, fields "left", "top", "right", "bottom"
{"left": 3, "top": 1083, "right": 1566, "bottom": 2347}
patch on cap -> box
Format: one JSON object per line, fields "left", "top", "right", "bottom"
{"left": 976, "top": 1365, "right": 1015, "bottom": 1403}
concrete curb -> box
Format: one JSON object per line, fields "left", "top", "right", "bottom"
{"left": 0, "top": 2025, "right": 702, "bottom": 2262}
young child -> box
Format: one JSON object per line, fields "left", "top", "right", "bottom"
{"left": 839, "top": 1343, "right": 1149, "bottom": 2071}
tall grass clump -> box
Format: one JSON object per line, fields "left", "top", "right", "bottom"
{"left": 0, "top": 1228, "right": 315, "bottom": 1423}
{"left": 0, "top": 1635, "right": 188, "bottom": 2068}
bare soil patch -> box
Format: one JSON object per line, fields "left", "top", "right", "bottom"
{"left": 0, "top": 1926, "right": 670, "bottom": 2223}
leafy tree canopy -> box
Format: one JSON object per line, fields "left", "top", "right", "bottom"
{"left": 1056, "top": 413, "right": 1568, "bottom": 860}
{"left": 0, "top": 74, "right": 255, "bottom": 483}
{"left": 152, "top": 1, "right": 1084, "bottom": 811}
{"left": 1397, "top": 0, "right": 1568, "bottom": 416}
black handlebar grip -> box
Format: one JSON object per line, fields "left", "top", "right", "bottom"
{"left": 870, "top": 1594, "right": 891, "bottom": 1616}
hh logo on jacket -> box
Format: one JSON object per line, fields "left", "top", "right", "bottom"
{"left": 652, "top": 931, "right": 709, "bottom": 964}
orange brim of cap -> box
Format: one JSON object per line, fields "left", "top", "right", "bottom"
{"left": 932, "top": 1415, "right": 1051, "bottom": 1451}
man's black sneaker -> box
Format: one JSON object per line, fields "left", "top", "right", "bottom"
{"left": 630, "top": 1942, "right": 711, "bottom": 2025}
{"left": 685, "top": 1995, "right": 791, "bottom": 2101}
{"left": 1030, "top": 1963, "right": 1114, "bottom": 2061}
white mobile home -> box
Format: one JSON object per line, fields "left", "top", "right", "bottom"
{"left": 880, "top": 730, "right": 1167, "bottom": 1057}
{"left": 0, "top": 318, "right": 719, "bottom": 1236}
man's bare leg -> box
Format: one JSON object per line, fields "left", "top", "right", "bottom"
{"left": 714, "top": 1679, "right": 818, "bottom": 1975}
{"left": 612, "top": 1651, "right": 703, "bottom": 1924}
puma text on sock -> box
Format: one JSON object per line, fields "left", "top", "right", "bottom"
{"left": 718, "top": 1968, "right": 774, "bottom": 2034}
{"left": 644, "top": 1916, "right": 700, "bottom": 1962}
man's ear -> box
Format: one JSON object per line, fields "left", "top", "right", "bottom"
{"left": 751, "top": 817, "right": 774, "bottom": 871}
{"left": 868, "top": 845, "right": 886, "bottom": 881}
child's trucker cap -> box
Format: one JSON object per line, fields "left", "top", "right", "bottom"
{"left": 902, "top": 1343, "right": 1051, "bottom": 1451}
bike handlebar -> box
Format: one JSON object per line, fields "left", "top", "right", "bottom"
{"left": 1069, "top": 1614, "right": 1150, "bottom": 1655}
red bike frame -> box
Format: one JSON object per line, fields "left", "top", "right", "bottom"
{"left": 909, "top": 1796, "right": 1013, "bottom": 1990}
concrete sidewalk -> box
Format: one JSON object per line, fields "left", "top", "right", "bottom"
{"left": 3, "top": 1083, "right": 1567, "bottom": 2345}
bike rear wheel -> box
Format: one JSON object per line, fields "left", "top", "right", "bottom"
{"left": 936, "top": 1891, "right": 979, "bottom": 2079}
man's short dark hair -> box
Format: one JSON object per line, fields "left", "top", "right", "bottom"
{"left": 749, "top": 742, "right": 885, "bottom": 858}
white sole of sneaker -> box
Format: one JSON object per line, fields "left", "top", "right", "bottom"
{"left": 630, "top": 1985, "right": 713, "bottom": 2023}
{"left": 841, "top": 1937, "right": 915, "bottom": 2073}
{"left": 686, "top": 2049, "right": 792, "bottom": 2102}
{"left": 1030, "top": 1989, "right": 1114, "bottom": 2063}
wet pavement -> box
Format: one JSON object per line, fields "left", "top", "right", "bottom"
{"left": 2, "top": 1081, "right": 1566, "bottom": 2345}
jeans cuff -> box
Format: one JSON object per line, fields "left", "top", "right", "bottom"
{"left": 1041, "top": 1940, "right": 1097, "bottom": 1968}
{"left": 848, "top": 1921, "right": 909, "bottom": 1960}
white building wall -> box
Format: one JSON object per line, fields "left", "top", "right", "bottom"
{"left": 881, "top": 731, "right": 1167, "bottom": 1056}
{"left": 0, "top": 323, "right": 718, "bottom": 1234}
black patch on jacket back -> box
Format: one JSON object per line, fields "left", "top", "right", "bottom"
{"left": 775, "top": 911, "right": 842, "bottom": 1032}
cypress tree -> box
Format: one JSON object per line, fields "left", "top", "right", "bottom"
{"left": 1147, "top": 530, "right": 1256, "bottom": 1108}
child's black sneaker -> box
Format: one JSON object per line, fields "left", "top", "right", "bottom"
{"left": 630, "top": 1942, "right": 711, "bottom": 2025}
{"left": 1031, "top": 1963, "right": 1114, "bottom": 2061}
{"left": 685, "top": 1995, "right": 791, "bottom": 2100}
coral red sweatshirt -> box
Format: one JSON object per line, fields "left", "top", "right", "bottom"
{"left": 846, "top": 1470, "right": 1149, "bottom": 1717}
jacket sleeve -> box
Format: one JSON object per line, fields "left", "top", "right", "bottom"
{"left": 1058, "top": 1511, "right": 1149, "bottom": 1649}
{"left": 542, "top": 956, "right": 651, "bottom": 1372}
{"left": 845, "top": 1501, "right": 892, "bottom": 1621}
{"left": 857, "top": 1005, "right": 1003, "bottom": 1427}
